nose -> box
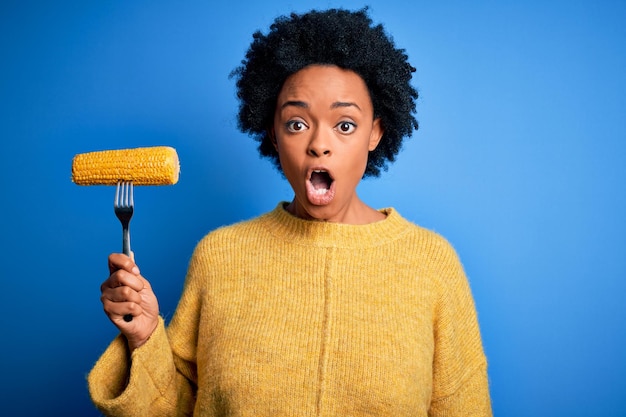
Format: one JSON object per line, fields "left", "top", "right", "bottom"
{"left": 307, "top": 128, "right": 331, "bottom": 157}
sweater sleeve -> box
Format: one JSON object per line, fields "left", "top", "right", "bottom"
{"left": 428, "top": 239, "right": 492, "bottom": 417}
{"left": 87, "top": 316, "right": 196, "bottom": 417}
{"left": 87, "top": 233, "right": 217, "bottom": 416}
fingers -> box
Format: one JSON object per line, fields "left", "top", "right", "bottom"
{"left": 102, "top": 282, "right": 143, "bottom": 303}
{"left": 101, "top": 271, "right": 143, "bottom": 310}
{"left": 101, "top": 268, "right": 143, "bottom": 292}
{"left": 101, "top": 297, "right": 143, "bottom": 321}
{"left": 101, "top": 252, "right": 145, "bottom": 319}
{"left": 108, "top": 253, "right": 140, "bottom": 276}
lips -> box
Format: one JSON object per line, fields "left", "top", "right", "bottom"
{"left": 306, "top": 168, "right": 335, "bottom": 205}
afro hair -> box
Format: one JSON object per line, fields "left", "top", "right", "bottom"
{"left": 231, "top": 7, "right": 418, "bottom": 177}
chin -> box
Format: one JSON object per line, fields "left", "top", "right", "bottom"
{"left": 301, "top": 202, "right": 342, "bottom": 222}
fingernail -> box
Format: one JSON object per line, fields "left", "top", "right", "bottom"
{"left": 132, "top": 266, "right": 140, "bottom": 275}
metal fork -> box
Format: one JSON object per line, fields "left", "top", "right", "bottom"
{"left": 114, "top": 180, "right": 134, "bottom": 256}
{"left": 114, "top": 180, "right": 134, "bottom": 322}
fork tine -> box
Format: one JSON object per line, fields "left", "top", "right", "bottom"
{"left": 129, "top": 181, "right": 134, "bottom": 207}
{"left": 114, "top": 180, "right": 134, "bottom": 208}
{"left": 115, "top": 180, "right": 121, "bottom": 207}
{"left": 122, "top": 181, "right": 127, "bottom": 207}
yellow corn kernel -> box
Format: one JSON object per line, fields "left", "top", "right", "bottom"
{"left": 72, "top": 146, "right": 180, "bottom": 185}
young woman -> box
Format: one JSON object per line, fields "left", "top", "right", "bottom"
{"left": 89, "top": 8, "right": 492, "bottom": 416}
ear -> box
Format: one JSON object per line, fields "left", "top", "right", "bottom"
{"left": 368, "top": 118, "right": 384, "bottom": 151}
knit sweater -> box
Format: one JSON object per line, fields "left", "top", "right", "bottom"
{"left": 88, "top": 203, "right": 492, "bottom": 416}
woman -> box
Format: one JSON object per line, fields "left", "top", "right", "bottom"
{"left": 89, "top": 8, "right": 492, "bottom": 416}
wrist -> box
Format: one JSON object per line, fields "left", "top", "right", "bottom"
{"left": 127, "top": 319, "right": 159, "bottom": 353}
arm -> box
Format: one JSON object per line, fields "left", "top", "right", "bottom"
{"left": 87, "top": 317, "right": 196, "bottom": 417}
{"left": 428, "top": 243, "right": 492, "bottom": 417}
{"left": 87, "top": 254, "right": 197, "bottom": 417}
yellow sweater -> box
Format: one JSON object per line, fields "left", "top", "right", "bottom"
{"left": 88, "top": 203, "right": 492, "bottom": 416}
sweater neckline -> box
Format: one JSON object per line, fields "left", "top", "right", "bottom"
{"left": 261, "top": 202, "right": 411, "bottom": 249}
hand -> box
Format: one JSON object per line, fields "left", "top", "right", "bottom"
{"left": 100, "top": 253, "right": 160, "bottom": 351}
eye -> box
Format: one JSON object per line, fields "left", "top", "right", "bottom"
{"left": 285, "top": 120, "right": 308, "bottom": 133}
{"left": 336, "top": 121, "right": 356, "bottom": 134}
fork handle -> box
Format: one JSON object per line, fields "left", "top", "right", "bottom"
{"left": 122, "top": 225, "right": 131, "bottom": 257}
{"left": 121, "top": 226, "right": 133, "bottom": 322}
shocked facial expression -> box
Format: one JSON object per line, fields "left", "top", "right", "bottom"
{"left": 272, "top": 65, "right": 383, "bottom": 223}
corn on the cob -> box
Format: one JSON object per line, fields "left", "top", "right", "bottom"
{"left": 72, "top": 146, "right": 180, "bottom": 185}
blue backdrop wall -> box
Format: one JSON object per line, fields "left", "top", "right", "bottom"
{"left": 1, "top": 1, "right": 624, "bottom": 416}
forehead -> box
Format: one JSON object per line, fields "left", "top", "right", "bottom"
{"left": 277, "top": 65, "right": 373, "bottom": 109}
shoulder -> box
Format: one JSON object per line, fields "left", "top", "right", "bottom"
{"left": 391, "top": 209, "right": 461, "bottom": 262}
{"left": 182, "top": 211, "right": 273, "bottom": 282}
{"left": 192, "top": 211, "right": 271, "bottom": 253}
{"left": 389, "top": 209, "right": 468, "bottom": 290}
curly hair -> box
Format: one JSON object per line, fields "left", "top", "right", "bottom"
{"left": 230, "top": 7, "right": 418, "bottom": 177}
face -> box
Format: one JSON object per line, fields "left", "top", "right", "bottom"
{"left": 272, "top": 65, "right": 383, "bottom": 223}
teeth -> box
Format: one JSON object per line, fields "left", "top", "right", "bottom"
{"left": 313, "top": 188, "right": 328, "bottom": 195}
{"left": 311, "top": 169, "right": 330, "bottom": 178}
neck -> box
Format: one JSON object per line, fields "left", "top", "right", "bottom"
{"left": 285, "top": 197, "right": 386, "bottom": 225}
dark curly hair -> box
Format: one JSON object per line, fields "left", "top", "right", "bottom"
{"left": 230, "top": 7, "right": 418, "bottom": 177}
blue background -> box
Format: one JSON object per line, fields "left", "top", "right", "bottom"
{"left": 1, "top": 1, "right": 625, "bottom": 416}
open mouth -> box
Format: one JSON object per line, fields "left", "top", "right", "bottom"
{"left": 306, "top": 169, "right": 336, "bottom": 205}
{"left": 310, "top": 170, "right": 333, "bottom": 194}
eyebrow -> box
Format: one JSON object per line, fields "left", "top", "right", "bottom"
{"left": 281, "top": 100, "right": 308, "bottom": 109}
{"left": 280, "top": 100, "right": 362, "bottom": 111}
{"left": 331, "top": 101, "right": 361, "bottom": 111}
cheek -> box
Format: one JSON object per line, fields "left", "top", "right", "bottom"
{"left": 352, "top": 141, "right": 374, "bottom": 166}
{"left": 339, "top": 147, "right": 370, "bottom": 183}
{"left": 276, "top": 145, "right": 300, "bottom": 177}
